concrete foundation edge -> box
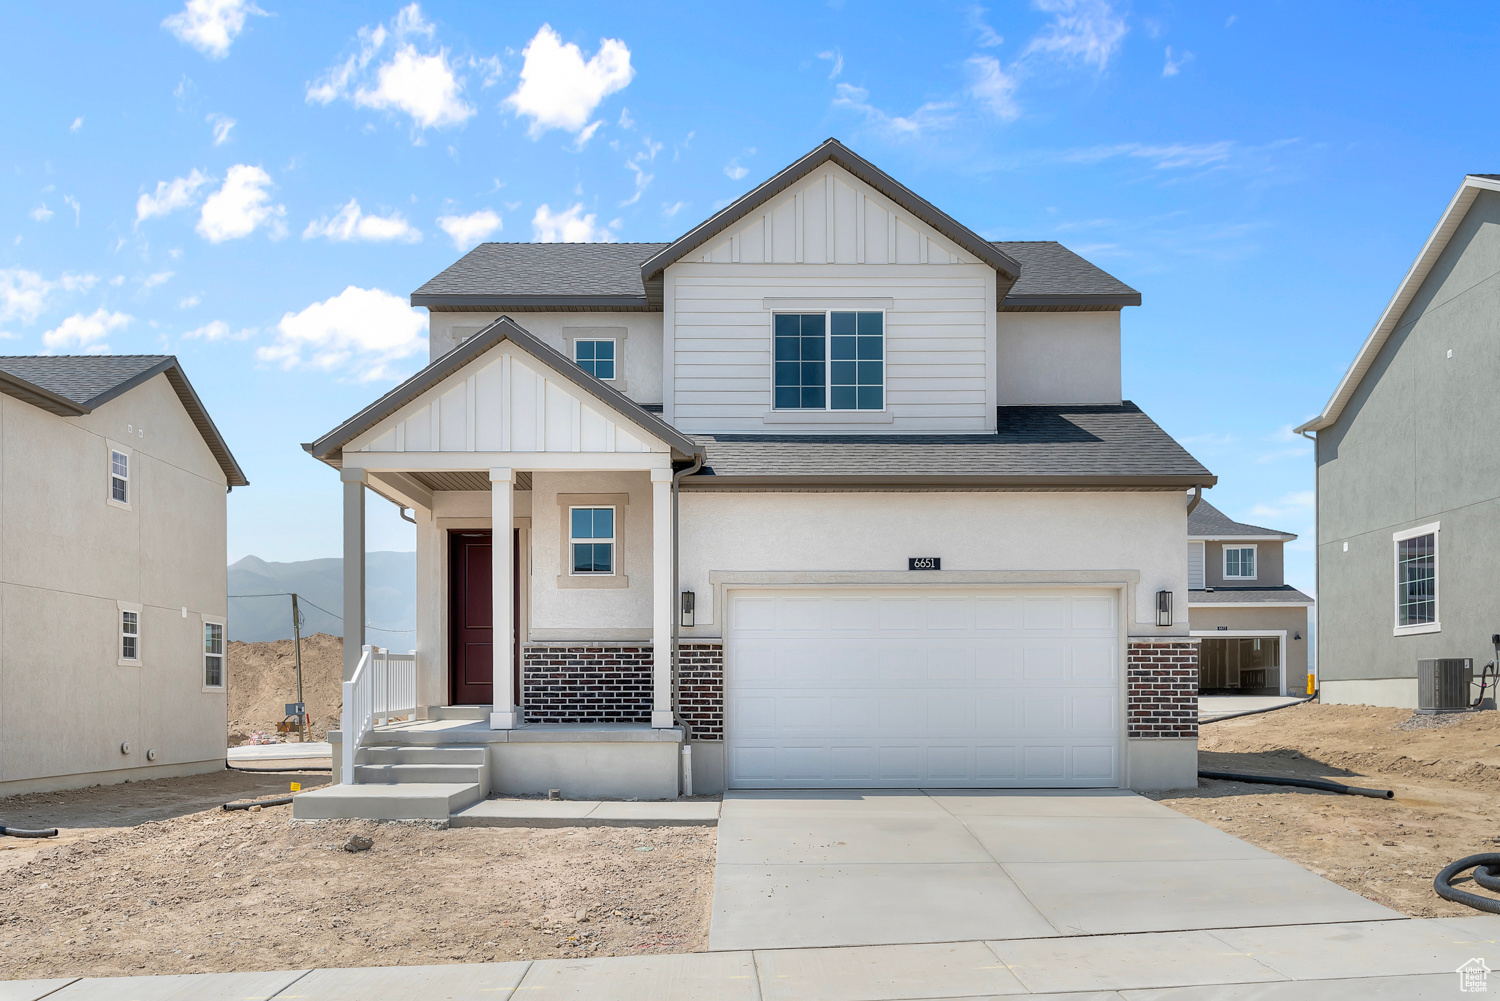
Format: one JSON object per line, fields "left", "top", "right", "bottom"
{"left": 1125, "top": 737, "right": 1198, "bottom": 792}
{"left": 488, "top": 740, "right": 681, "bottom": 800}
{"left": 1320, "top": 678, "right": 1419, "bottom": 708}
{"left": 0, "top": 757, "right": 226, "bottom": 798}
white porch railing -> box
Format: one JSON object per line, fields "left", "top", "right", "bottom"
{"left": 341, "top": 645, "right": 418, "bottom": 785}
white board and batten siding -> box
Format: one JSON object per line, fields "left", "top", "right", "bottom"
{"left": 349, "top": 343, "right": 665, "bottom": 457}
{"left": 725, "top": 588, "right": 1122, "bottom": 788}
{"left": 667, "top": 163, "right": 998, "bottom": 434}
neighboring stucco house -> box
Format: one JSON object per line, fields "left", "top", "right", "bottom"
{"left": 1187, "top": 499, "right": 1313, "bottom": 697}
{"left": 1296, "top": 174, "right": 1500, "bottom": 708}
{"left": 297, "top": 140, "right": 1215, "bottom": 820}
{"left": 0, "top": 355, "right": 247, "bottom": 795}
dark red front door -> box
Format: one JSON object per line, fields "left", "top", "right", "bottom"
{"left": 448, "top": 529, "right": 522, "bottom": 706}
{"left": 450, "top": 531, "right": 493, "bottom": 704}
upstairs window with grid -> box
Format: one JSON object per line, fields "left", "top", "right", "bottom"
{"left": 569, "top": 507, "right": 615, "bottom": 575}
{"left": 774, "top": 311, "right": 884, "bottom": 411}
{"left": 1223, "top": 546, "right": 1256, "bottom": 580}
{"left": 574, "top": 339, "right": 616, "bottom": 380}
{"left": 204, "top": 622, "right": 224, "bottom": 688}
{"left": 110, "top": 450, "right": 129, "bottom": 504}
{"left": 1397, "top": 532, "right": 1436, "bottom": 627}
{"left": 120, "top": 610, "right": 139, "bottom": 662}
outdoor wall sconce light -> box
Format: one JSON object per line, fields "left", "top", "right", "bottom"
{"left": 1156, "top": 589, "right": 1173, "bottom": 627}
{"left": 680, "top": 590, "right": 695, "bottom": 628}
{"left": 1294, "top": 631, "right": 1302, "bottom": 641}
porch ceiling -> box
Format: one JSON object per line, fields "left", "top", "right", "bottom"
{"left": 409, "top": 470, "right": 533, "bottom": 492}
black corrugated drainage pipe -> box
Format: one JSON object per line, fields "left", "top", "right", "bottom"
{"left": 0, "top": 825, "right": 58, "bottom": 838}
{"left": 1200, "top": 693, "right": 1317, "bottom": 725}
{"left": 1198, "top": 769, "right": 1393, "bottom": 799}
{"left": 1436, "top": 854, "right": 1500, "bottom": 913}
{"left": 223, "top": 796, "right": 295, "bottom": 811}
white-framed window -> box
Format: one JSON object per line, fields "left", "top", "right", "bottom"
{"left": 120, "top": 609, "right": 140, "bottom": 663}
{"left": 568, "top": 506, "right": 615, "bottom": 575}
{"left": 107, "top": 443, "right": 131, "bottom": 508}
{"left": 203, "top": 620, "right": 225, "bottom": 689}
{"left": 574, "top": 338, "right": 616, "bottom": 380}
{"left": 1223, "top": 545, "right": 1257, "bottom": 580}
{"left": 1394, "top": 522, "right": 1440, "bottom": 635}
{"left": 773, "top": 310, "right": 885, "bottom": 411}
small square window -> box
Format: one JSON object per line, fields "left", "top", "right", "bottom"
{"left": 1224, "top": 546, "right": 1257, "bottom": 580}
{"left": 204, "top": 622, "right": 225, "bottom": 688}
{"left": 574, "top": 339, "right": 616, "bottom": 380}
{"left": 110, "top": 450, "right": 129, "bottom": 504}
{"left": 120, "top": 610, "right": 139, "bottom": 662}
{"left": 569, "top": 506, "right": 615, "bottom": 574}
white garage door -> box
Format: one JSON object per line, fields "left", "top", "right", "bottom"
{"left": 725, "top": 588, "right": 1120, "bottom": 788}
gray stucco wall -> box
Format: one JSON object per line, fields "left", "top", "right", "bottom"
{"left": 1315, "top": 188, "right": 1500, "bottom": 693}
{"left": 1202, "top": 540, "right": 1284, "bottom": 588}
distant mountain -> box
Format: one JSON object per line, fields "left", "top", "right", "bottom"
{"left": 228, "top": 552, "right": 416, "bottom": 645}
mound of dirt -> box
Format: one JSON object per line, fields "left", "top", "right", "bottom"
{"left": 227, "top": 633, "right": 343, "bottom": 744}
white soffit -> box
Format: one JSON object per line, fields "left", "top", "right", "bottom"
{"left": 1297, "top": 174, "right": 1500, "bottom": 433}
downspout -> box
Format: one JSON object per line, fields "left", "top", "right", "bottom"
{"left": 670, "top": 451, "right": 705, "bottom": 741}
{"left": 1186, "top": 483, "right": 1203, "bottom": 515}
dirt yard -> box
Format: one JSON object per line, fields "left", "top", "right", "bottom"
{"left": 228, "top": 633, "right": 343, "bottom": 743}
{"left": 0, "top": 771, "right": 717, "bottom": 979}
{"left": 1151, "top": 702, "right": 1500, "bottom": 917}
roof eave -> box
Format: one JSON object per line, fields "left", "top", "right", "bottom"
{"left": 641, "top": 139, "right": 1023, "bottom": 284}
{"left": 1000, "top": 293, "right": 1141, "bottom": 308}
{"left": 411, "top": 294, "right": 651, "bottom": 310}
{"left": 683, "top": 473, "right": 1217, "bottom": 489}
{"left": 1189, "top": 533, "right": 1297, "bottom": 543}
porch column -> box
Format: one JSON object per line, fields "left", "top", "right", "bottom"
{"left": 650, "top": 467, "right": 674, "bottom": 728}
{"left": 489, "top": 467, "right": 518, "bottom": 729}
{"left": 340, "top": 468, "right": 366, "bottom": 682}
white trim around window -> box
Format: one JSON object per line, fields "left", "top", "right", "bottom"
{"left": 202, "top": 616, "right": 226, "bottom": 691}
{"left": 106, "top": 441, "right": 131, "bottom": 510}
{"left": 770, "top": 309, "right": 887, "bottom": 413}
{"left": 1222, "top": 544, "right": 1257, "bottom": 580}
{"left": 117, "top": 600, "right": 142, "bottom": 666}
{"left": 1393, "top": 521, "right": 1440, "bottom": 636}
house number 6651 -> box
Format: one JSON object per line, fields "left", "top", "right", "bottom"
{"left": 908, "top": 557, "right": 941, "bottom": 570}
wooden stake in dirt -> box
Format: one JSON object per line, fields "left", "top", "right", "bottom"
{"left": 291, "top": 593, "right": 308, "bottom": 743}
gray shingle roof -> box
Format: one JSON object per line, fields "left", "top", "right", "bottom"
{"left": 683, "top": 403, "right": 1214, "bottom": 486}
{"left": 1189, "top": 499, "right": 1294, "bottom": 539}
{"left": 411, "top": 240, "right": 1136, "bottom": 311}
{"left": 994, "top": 242, "right": 1140, "bottom": 305}
{"left": 411, "top": 243, "right": 668, "bottom": 309}
{"left": 0, "top": 355, "right": 248, "bottom": 486}
{"left": 1189, "top": 585, "right": 1314, "bottom": 605}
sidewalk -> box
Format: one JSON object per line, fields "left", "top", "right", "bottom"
{"left": 10, "top": 915, "right": 1499, "bottom": 999}
{"left": 227, "top": 742, "right": 333, "bottom": 762}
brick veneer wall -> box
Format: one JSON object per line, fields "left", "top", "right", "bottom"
{"left": 522, "top": 644, "right": 652, "bottom": 724}
{"left": 1126, "top": 640, "right": 1199, "bottom": 739}
{"left": 678, "top": 643, "right": 724, "bottom": 740}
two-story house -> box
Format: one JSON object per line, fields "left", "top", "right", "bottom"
{"left": 296, "top": 140, "right": 1214, "bottom": 821}
{"left": 0, "top": 355, "right": 246, "bottom": 795}
{"left": 1186, "top": 499, "right": 1313, "bottom": 697}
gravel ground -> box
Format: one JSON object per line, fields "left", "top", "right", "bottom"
{"left": 0, "top": 772, "right": 716, "bottom": 979}
{"left": 1151, "top": 701, "right": 1500, "bottom": 917}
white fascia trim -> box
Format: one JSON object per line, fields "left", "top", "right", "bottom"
{"left": 1188, "top": 601, "right": 1315, "bottom": 609}
{"left": 1189, "top": 534, "right": 1297, "bottom": 543}
{"left": 1297, "top": 175, "right": 1500, "bottom": 434}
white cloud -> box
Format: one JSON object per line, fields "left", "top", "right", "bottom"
{"left": 967, "top": 56, "right": 1020, "bottom": 121}
{"left": 531, "top": 203, "right": 615, "bottom": 243}
{"left": 1023, "top": 0, "right": 1128, "bottom": 70}
{"left": 64, "top": 195, "right": 80, "bottom": 226}
{"left": 436, "top": 209, "right": 502, "bottom": 250}
{"left": 618, "top": 107, "right": 635, "bottom": 129}
{"left": 1247, "top": 490, "right": 1315, "bottom": 521}
{"left": 257, "top": 286, "right": 427, "bottom": 381}
{"left": 183, "top": 319, "right": 254, "bottom": 341}
{"left": 70, "top": 116, "right": 83, "bottom": 133}
{"left": 966, "top": 5, "right": 1005, "bottom": 46}
{"left": 833, "top": 83, "right": 955, "bottom": 137}
{"left": 30, "top": 204, "right": 53, "bottom": 223}
{"left": 136, "top": 170, "right": 212, "bottom": 223}
{"left": 303, "top": 199, "right": 422, "bottom": 243}
{"left": 307, "top": 4, "right": 474, "bottom": 133}
{"left": 662, "top": 200, "right": 687, "bottom": 218}
{"left": 196, "top": 164, "right": 286, "bottom": 242}
{"left": 42, "top": 308, "right": 131, "bottom": 353}
{"left": 208, "top": 113, "right": 236, "bottom": 145}
{"left": 1061, "top": 141, "right": 1235, "bottom": 170}
{"left": 817, "top": 48, "right": 843, "bottom": 79}
{"left": 162, "top": 0, "right": 266, "bottom": 60}
{"left": 142, "top": 271, "right": 174, "bottom": 289}
{"left": 620, "top": 140, "right": 661, "bottom": 206}
{"left": 0, "top": 268, "right": 97, "bottom": 324}
{"left": 504, "top": 24, "right": 634, "bottom": 137}
{"left": 724, "top": 160, "right": 749, "bottom": 181}
{"left": 179, "top": 295, "right": 201, "bottom": 309}
{"left": 571, "top": 120, "right": 605, "bottom": 151}
{"left": 1162, "top": 46, "right": 1194, "bottom": 77}
{"left": 470, "top": 54, "right": 503, "bottom": 88}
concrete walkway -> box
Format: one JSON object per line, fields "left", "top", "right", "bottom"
{"left": 709, "top": 789, "right": 1396, "bottom": 951}
{"left": 7, "top": 916, "right": 1498, "bottom": 998}
{"left": 1199, "top": 695, "right": 1305, "bottom": 722}
{"left": 450, "top": 798, "right": 720, "bottom": 827}
{"left": 227, "top": 742, "right": 333, "bottom": 762}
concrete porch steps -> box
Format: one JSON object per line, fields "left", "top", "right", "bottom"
{"left": 426, "top": 705, "right": 490, "bottom": 721}
{"left": 352, "top": 762, "right": 483, "bottom": 785}
{"left": 358, "top": 746, "right": 487, "bottom": 766}
{"left": 291, "top": 782, "right": 483, "bottom": 821}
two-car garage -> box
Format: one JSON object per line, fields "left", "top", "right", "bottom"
{"left": 723, "top": 588, "right": 1122, "bottom": 788}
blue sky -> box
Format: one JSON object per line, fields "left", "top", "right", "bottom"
{"left": 4, "top": 1, "right": 1498, "bottom": 595}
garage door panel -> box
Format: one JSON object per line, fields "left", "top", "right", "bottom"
{"left": 726, "top": 588, "right": 1121, "bottom": 788}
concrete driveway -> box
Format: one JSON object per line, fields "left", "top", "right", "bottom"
{"left": 709, "top": 788, "right": 1400, "bottom": 951}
